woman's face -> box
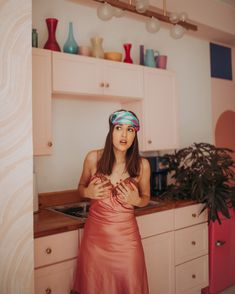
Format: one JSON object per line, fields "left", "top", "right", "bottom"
{"left": 112, "top": 124, "right": 136, "bottom": 152}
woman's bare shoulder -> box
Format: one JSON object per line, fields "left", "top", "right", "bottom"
{"left": 85, "top": 149, "right": 103, "bottom": 165}
{"left": 140, "top": 157, "right": 150, "bottom": 171}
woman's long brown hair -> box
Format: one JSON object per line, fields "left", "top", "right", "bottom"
{"left": 97, "top": 110, "right": 141, "bottom": 177}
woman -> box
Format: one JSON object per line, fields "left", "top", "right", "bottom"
{"left": 73, "top": 110, "right": 150, "bottom": 294}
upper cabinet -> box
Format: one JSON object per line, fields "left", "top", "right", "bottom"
{"left": 142, "top": 68, "right": 179, "bottom": 151}
{"left": 32, "top": 49, "right": 179, "bottom": 154}
{"left": 52, "top": 52, "right": 144, "bottom": 101}
{"left": 32, "top": 48, "right": 53, "bottom": 156}
{"left": 123, "top": 68, "right": 179, "bottom": 151}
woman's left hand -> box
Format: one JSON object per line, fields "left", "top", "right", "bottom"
{"left": 116, "top": 181, "right": 141, "bottom": 207}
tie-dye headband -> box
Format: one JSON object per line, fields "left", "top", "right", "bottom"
{"left": 110, "top": 110, "right": 140, "bottom": 131}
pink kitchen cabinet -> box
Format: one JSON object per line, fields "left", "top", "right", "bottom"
{"left": 203, "top": 209, "right": 235, "bottom": 294}
{"left": 32, "top": 48, "right": 53, "bottom": 156}
{"left": 123, "top": 67, "right": 179, "bottom": 151}
{"left": 34, "top": 230, "right": 80, "bottom": 294}
{"left": 52, "top": 51, "right": 144, "bottom": 101}
{"left": 137, "top": 209, "right": 175, "bottom": 294}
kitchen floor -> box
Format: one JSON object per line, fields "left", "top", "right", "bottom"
{"left": 219, "top": 285, "right": 235, "bottom": 294}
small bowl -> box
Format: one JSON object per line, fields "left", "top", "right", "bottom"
{"left": 104, "top": 52, "right": 122, "bottom": 62}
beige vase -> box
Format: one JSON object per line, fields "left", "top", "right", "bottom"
{"left": 90, "top": 36, "right": 104, "bottom": 58}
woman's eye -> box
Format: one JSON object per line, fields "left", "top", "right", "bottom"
{"left": 128, "top": 127, "right": 134, "bottom": 132}
{"left": 115, "top": 125, "right": 122, "bottom": 130}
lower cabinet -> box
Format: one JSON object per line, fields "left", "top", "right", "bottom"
{"left": 142, "top": 231, "right": 175, "bottom": 294}
{"left": 34, "top": 230, "right": 80, "bottom": 294}
{"left": 176, "top": 255, "right": 208, "bottom": 294}
{"left": 137, "top": 203, "right": 209, "bottom": 294}
{"left": 137, "top": 209, "right": 175, "bottom": 294}
{"left": 35, "top": 259, "right": 76, "bottom": 294}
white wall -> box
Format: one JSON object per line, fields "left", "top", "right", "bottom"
{"left": 33, "top": 0, "right": 212, "bottom": 193}
{"left": 0, "top": 0, "right": 34, "bottom": 293}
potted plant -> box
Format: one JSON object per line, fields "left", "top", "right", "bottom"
{"left": 163, "top": 143, "right": 235, "bottom": 223}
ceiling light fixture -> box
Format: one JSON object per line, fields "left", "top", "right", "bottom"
{"left": 92, "top": 0, "right": 197, "bottom": 39}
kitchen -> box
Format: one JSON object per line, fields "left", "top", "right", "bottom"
{"left": 1, "top": 0, "right": 235, "bottom": 293}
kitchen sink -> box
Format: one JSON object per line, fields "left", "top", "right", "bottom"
{"left": 48, "top": 199, "right": 162, "bottom": 220}
{"left": 48, "top": 201, "right": 90, "bottom": 220}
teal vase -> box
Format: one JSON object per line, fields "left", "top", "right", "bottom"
{"left": 63, "top": 22, "right": 78, "bottom": 54}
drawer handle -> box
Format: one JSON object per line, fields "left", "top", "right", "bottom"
{"left": 192, "top": 274, "right": 196, "bottom": 279}
{"left": 147, "top": 140, "right": 152, "bottom": 144}
{"left": 215, "top": 240, "right": 226, "bottom": 247}
{"left": 105, "top": 83, "right": 109, "bottom": 88}
{"left": 100, "top": 82, "right": 104, "bottom": 88}
{"left": 47, "top": 141, "right": 53, "bottom": 147}
{"left": 192, "top": 213, "right": 197, "bottom": 218}
{"left": 45, "top": 288, "right": 52, "bottom": 294}
{"left": 45, "top": 247, "right": 52, "bottom": 254}
{"left": 191, "top": 241, "right": 196, "bottom": 246}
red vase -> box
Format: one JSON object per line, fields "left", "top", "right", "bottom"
{"left": 123, "top": 43, "right": 133, "bottom": 63}
{"left": 44, "top": 18, "right": 61, "bottom": 51}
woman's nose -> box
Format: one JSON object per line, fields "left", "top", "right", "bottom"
{"left": 121, "top": 130, "right": 127, "bottom": 137}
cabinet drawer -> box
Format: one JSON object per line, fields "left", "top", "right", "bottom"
{"left": 175, "top": 223, "right": 208, "bottom": 265}
{"left": 34, "top": 230, "right": 79, "bottom": 268}
{"left": 137, "top": 209, "right": 174, "bottom": 238}
{"left": 35, "top": 259, "right": 76, "bottom": 294}
{"left": 175, "top": 255, "right": 208, "bottom": 294}
{"left": 174, "top": 204, "right": 207, "bottom": 229}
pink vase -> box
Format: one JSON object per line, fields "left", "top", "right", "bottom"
{"left": 123, "top": 43, "right": 133, "bottom": 63}
{"left": 44, "top": 18, "right": 61, "bottom": 51}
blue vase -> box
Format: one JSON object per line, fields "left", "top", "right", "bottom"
{"left": 63, "top": 22, "right": 79, "bottom": 54}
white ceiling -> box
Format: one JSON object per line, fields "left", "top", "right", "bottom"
{"left": 218, "top": 0, "right": 235, "bottom": 8}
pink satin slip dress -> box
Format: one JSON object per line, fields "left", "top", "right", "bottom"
{"left": 73, "top": 174, "right": 149, "bottom": 294}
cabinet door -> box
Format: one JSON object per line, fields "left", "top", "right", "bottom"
{"left": 143, "top": 68, "right": 179, "bottom": 151}
{"left": 175, "top": 223, "right": 208, "bottom": 265}
{"left": 34, "top": 230, "right": 79, "bottom": 268}
{"left": 102, "top": 60, "right": 143, "bottom": 100}
{"left": 35, "top": 259, "right": 76, "bottom": 294}
{"left": 32, "top": 48, "right": 52, "bottom": 155}
{"left": 176, "top": 255, "right": 208, "bottom": 294}
{"left": 52, "top": 52, "right": 102, "bottom": 96}
{"left": 142, "top": 231, "right": 175, "bottom": 294}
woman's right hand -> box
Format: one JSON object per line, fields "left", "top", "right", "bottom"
{"left": 84, "top": 177, "right": 112, "bottom": 200}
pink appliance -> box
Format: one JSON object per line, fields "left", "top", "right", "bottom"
{"left": 203, "top": 110, "right": 235, "bottom": 294}
{"left": 202, "top": 209, "right": 235, "bottom": 294}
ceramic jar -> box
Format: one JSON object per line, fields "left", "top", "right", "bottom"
{"left": 90, "top": 36, "right": 104, "bottom": 58}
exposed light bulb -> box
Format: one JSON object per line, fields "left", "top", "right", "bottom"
{"left": 135, "top": 0, "right": 149, "bottom": 13}
{"left": 170, "top": 24, "right": 185, "bottom": 39}
{"left": 146, "top": 17, "right": 161, "bottom": 33}
{"left": 169, "top": 12, "right": 179, "bottom": 24}
{"left": 97, "top": 3, "right": 114, "bottom": 21}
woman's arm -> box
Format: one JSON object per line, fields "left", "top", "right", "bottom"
{"left": 136, "top": 158, "right": 151, "bottom": 207}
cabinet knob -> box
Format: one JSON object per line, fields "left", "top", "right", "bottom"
{"left": 192, "top": 274, "right": 196, "bottom": 279}
{"left": 100, "top": 82, "right": 104, "bottom": 88}
{"left": 45, "top": 247, "right": 52, "bottom": 254}
{"left": 147, "top": 140, "right": 152, "bottom": 144}
{"left": 45, "top": 288, "right": 52, "bottom": 294}
{"left": 48, "top": 141, "right": 53, "bottom": 147}
{"left": 105, "top": 83, "right": 109, "bottom": 88}
{"left": 191, "top": 241, "right": 196, "bottom": 246}
{"left": 192, "top": 213, "right": 197, "bottom": 218}
{"left": 215, "top": 240, "right": 226, "bottom": 247}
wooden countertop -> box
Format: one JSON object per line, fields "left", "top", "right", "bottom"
{"left": 34, "top": 198, "right": 197, "bottom": 238}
